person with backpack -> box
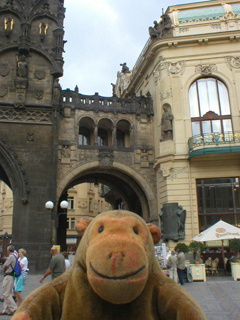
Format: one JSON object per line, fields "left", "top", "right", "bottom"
{"left": 14, "top": 248, "right": 28, "bottom": 307}
{"left": 0, "top": 245, "right": 17, "bottom": 316}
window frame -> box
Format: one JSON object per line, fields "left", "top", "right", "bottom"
{"left": 189, "top": 78, "right": 232, "bottom": 137}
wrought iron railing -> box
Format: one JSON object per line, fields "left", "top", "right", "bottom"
{"left": 188, "top": 131, "right": 240, "bottom": 152}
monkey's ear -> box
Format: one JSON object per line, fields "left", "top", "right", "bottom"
{"left": 147, "top": 223, "right": 161, "bottom": 244}
{"left": 75, "top": 217, "right": 93, "bottom": 236}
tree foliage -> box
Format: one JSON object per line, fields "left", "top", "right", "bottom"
{"left": 174, "top": 243, "right": 189, "bottom": 253}
{"left": 188, "top": 241, "right": 205, "bottom": 253}
{"left": 229, "top": 239, "right": 240, "bottom": 252}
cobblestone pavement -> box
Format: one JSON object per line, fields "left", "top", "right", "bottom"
{"left": 0, "top": 271, "right": 239, "bottom": 319}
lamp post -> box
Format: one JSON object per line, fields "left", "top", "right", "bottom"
{"left": 45, "top": 200, "right": 69, "bottom": 246}
{"left": 45, "top": 200, "right": 55, "bottom": 245}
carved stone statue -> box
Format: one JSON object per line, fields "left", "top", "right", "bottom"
{"left": 149, "top": 13, "right": 172, "bottom": 40}
{"left": 17, "top": 55, "right": 28, "bottom": 78}
{"left": 53, "top": 78, "right": 62, "bottom": 103}
{"left": 161, "top": 106, "right": 173, "bottom": 141}
{"left": 159, "top": 203, "right": 186, "bottom": 241}
{"left": 120, "top": 63, "right": 130, "bottom": 74}
{"left": 4, "top": 18, "right": 13, "bottom": 37}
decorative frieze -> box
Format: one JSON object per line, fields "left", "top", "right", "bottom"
{"left": 99, "top": 149, "right": 114, "bottom": 168}
{"left": 34, "top": 88, "right": 44, "bottom": 100}
{"left": 153, "top": 60, "right": 185, "bottom": 84}
{"left": 0, "top": 108, "right": 52, "bottom": 124}
{"left": 34, "top": 70, "right": 46, "bottom": 80}
{"left": 195, "top": 64, "right": 217, "bottom": 75}
{"left": 0, "top": 64, "right": 10, "bottom": 77}
{"left": 169, "top": 167, "right": 188, "bottom": 181}
{"left": 225, "top": 56, "right": 240, "bottom": 70}
{"left": 162, "top": 61, "right": 186, "bottom": 76}
{"left": 160, "top": 89, "right": 172, "bottom": 101}
{"left": 0, "top": 85, "right": 8, "bottom": 97}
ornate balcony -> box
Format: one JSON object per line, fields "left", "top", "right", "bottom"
{"left": 188, "top": 131, "right": 240, "bottom": 158}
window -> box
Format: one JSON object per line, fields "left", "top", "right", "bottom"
{"left": 196, "top": 178, "right": 240, "bottom": 231}
{"left": 98, "top": 200, "right": 100, "bottom": 212}
{"left": 79, "top": 127, "right": 90, "bottom": 145}
{"left": 89, "top": 183, "right": 92, "bottom": 190}
{"left": 98, "top": 128, "right": 108, "bottom": 146}
{"left": 189, "top": 78, "right": 232, "bottom": 138}
{"left": 66, "top": 218, "right": 69, "bottom": 229}
{"left": 70, "top": 218, "right": 75, "bottom": 229}
{"left": 117, "top": 129, "right": 124, "bottom": 147}
{"left": 67, "top": 197, "right": 74, "bottom": 210}
{"left": 89, "top": 198, "right": 92, "bottom": 211}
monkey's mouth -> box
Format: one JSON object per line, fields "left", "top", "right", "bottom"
{"left": 89, "top": 262, "right": 145, "bottom": 280}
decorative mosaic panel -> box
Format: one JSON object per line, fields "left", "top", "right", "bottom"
{"left": 178, "top": 6, "right": 225, "bottom": 23}
{"left": 231, "top": 3, "right": 240, "bottom": 16}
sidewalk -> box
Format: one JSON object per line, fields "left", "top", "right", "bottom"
{"left": 0, "top": 271, "right": 239, "bottom": 319}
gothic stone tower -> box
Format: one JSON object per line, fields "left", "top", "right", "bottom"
{"left": 0, "top": 0, "right": 65, "bottom": 271}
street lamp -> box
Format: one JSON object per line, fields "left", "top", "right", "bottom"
{"left": 45, "top": 200, "right": 69, "bottom": 245}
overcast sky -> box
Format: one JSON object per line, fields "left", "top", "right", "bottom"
{"left": 60, "top": 0, "right": 205, "bottom": 96}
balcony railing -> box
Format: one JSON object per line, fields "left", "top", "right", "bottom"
{"left": 188, "top": 131, "right": 240, "bottom": 152}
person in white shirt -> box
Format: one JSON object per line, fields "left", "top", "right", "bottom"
{"left": 14, "top": 248, "right": 28, "bottom": 307}
{"left": 62, "top": 251, "right": 71, "bottom": 271}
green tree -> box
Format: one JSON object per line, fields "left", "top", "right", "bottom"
{"left": 174, "top": 243, "right": 189, "bottom": 253}
{"left": 229, "top": 239, "right": 240, "bottom": 256}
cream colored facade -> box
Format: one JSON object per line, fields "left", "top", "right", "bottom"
{"left": 0, "top": 181, "right": 13, "bottom": 236}
{"left": 116, "top": 0, "right": 240, "bottom": 248}
{"left": 0, "top": 181, "right": 111, "bottom": 242}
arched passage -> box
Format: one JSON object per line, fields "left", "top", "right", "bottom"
{"left": 56, "top": 162, "right": 157, "bottom": 250}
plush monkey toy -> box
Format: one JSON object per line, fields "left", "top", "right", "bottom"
{"left": 12, "top": 210, "right": 206, "bottom": 320}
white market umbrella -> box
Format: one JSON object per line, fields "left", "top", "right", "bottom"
{"left": 192, "top": 220, "right": 240, "bottom": 269}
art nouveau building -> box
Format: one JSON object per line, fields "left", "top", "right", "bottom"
{"left": 116, "top": 0, "right": 240, "bottom": 246}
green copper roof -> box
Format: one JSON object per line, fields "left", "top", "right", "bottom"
{"left": 178, "top": 6, "right": 225, "bottom": 23}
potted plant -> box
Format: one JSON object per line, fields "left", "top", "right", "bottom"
{"left": 229, "top": 239, "right": 240, "bottom": 262}
{"left": 188, "top": 241, "right": 205, "bottom": 261}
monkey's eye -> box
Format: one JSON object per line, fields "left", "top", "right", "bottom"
{"left": 133, "top": 227, "right": 139, "bottom": 235}
{"left": 98, "top": 226, "right": 104, "bottom": 233}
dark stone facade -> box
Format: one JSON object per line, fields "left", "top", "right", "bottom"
{"left": 0, "top": 0, "right": 65, "bottom": 272}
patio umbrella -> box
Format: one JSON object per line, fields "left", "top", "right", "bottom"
{"left": 192, "top": 220, "right": 240, "bottom": 269}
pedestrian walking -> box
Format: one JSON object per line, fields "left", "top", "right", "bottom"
{"left": 40, "top": 246, "right": 65, "bottom": 283}
{"left": 176, "top": 248, "right": 185, "bottom": 286}
{"left": 0, "top": 245, "right": 17, "bottom": 316}
{"left": 167, "top": 251, "right": 178, "bottom": 283}
{"left": 14, "top": 248, "right": 28, "bottom": 307}
{"left": 62, "top": 252, "right": 71, "bottom": 271}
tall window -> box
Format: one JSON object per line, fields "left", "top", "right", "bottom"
{"left": 79, "top": 127, "right": 90, "bottom": 145}
{"left": 89, "top": 198, "right": 92, "bottom": 211}
{"left": 67, "top": 197, "right": 74, "bottom": 210}
{"left": 189, "top": 78, "right": 232, "bottom": 137}
{"left": 197, "top": 178, "right": 240, "bottom": 231}
{"left": 70, "top": 218, "right": 75, "bottom": 229}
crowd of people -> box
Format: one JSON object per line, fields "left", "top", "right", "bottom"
{"left": 166, "top": 249, "right": 185, "bottom": 285}
{"left": 0, "top": 245, "right": 72, "bottom": 316}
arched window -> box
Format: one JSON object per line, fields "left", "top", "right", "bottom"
{"left": 98, "top": 128, "right": 108, "bottom": 146}
{"left": 79, "top": 127, "right": 90, "bottom": 146}
{"left": 189, "top": 78, "right": 232, "bottom": 137}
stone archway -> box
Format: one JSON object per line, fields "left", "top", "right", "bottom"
{"left": 57, "top": 161, "right": 156, "bottom": 220}
{"left": 56, "top": 161, "right": 157, "bottom": 250}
